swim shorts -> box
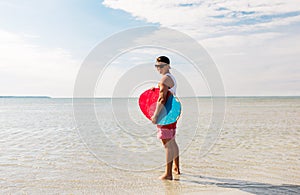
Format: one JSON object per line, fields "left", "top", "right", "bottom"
{"left": 157, "top": 122, "right": 177, "bottom": 139}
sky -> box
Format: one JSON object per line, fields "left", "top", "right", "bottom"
{"left": 0, "top": 0, "right": 300, "bottom": 97}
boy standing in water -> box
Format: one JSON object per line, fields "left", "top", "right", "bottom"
{"left": 151, "top": 56, "right": 180, "bottom": 180}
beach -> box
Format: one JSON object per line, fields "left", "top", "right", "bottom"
{"left": 0, "top": 97, "right": 299, "bottom": 194}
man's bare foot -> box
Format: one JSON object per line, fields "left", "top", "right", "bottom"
{"left": 159, "top": 174, "right": 173, "bottom": 180}
{"left": 173, "top": 167, "right": 180, "bottom": 175}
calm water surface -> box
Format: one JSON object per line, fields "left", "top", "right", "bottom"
{"left": 0, "top": 97, "right": 299, "bottom": 194}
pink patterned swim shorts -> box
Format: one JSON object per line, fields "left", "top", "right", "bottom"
{"left": 157, "top": 122, "right": 177, "bottom": 139}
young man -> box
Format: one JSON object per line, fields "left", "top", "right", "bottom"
{"left": 151, "top": 56, "right": 180, "bottom": 180}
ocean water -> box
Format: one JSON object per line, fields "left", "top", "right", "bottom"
{"left": 0, "top": 97, "right": 300, "bottom": 194}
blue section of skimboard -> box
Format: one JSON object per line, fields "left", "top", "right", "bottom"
{"left": 157, "top": 94, "right": 181, "bottom": 125}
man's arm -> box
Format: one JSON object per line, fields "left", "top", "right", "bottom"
{"left": 151, "top": 82, "right": 169, "bottom": 124}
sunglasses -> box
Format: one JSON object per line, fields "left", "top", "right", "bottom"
{"left": 155, "top": 64, "right": 168, "bottom": 68}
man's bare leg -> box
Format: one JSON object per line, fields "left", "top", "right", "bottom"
{"left": 159, "top": 139, "right": 173, "bottom": 180}
{"left": 172, "top": 139, "right": 180, "bottom": 175}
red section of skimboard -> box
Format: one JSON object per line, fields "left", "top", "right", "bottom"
{"left": 138, "top": 88, "right": 160, "bottom": 120}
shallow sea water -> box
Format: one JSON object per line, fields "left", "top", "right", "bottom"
{"left": 0, "top": 97, "right": 299, "bottom": 194}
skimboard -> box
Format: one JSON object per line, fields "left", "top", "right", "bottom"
{"left": 138, "top": 88, "right": 181, "bottom": 125}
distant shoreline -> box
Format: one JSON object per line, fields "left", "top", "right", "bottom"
{"left": 0, "top": 96, "right": 51, "bottom": 98}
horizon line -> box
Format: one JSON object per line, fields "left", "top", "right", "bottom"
{"left": 1, "top": 95, "right": 300, "bottom": 99}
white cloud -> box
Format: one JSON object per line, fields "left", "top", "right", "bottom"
{"left": 0, "top": 30, "right": 80, "bottom": 97}
{"left": 103, "top": 0, "right": 300, "bottom": 37}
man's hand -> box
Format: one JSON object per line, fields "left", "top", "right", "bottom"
{"left": 151, "top": 115, "right": 157, "bottom": 124}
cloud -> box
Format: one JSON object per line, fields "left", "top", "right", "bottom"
{"left": 0, "top": 30, "right": 80, "bottom": 97}
{"left": 103, "top": 0, "right": 300, "bottom": 37}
